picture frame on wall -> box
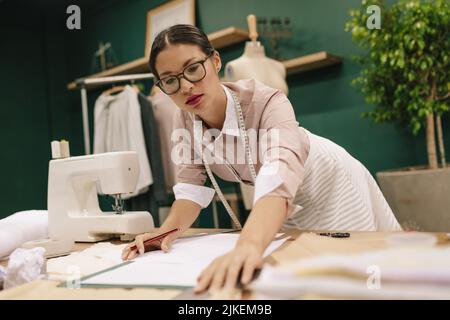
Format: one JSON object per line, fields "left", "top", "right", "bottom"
{"left": 145, "top": 0, "right": 196, "bottom": 58}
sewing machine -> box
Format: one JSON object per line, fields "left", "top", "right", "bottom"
{"left": 22, "top": 151, "right": 154, "bottom": 257}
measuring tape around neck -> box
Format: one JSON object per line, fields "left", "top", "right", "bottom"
{"left": 201, "top": 90, "right": 257, "bottom": 230}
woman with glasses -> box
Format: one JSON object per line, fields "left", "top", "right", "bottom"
{"left": 122, "top": 24, "right": 401, "bottom": 293}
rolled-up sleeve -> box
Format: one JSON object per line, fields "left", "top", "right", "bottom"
{"left": 171, "top": 109, "right": 215, "bottom": 208}
{"left": 253, "top": 90, "right": 309, "bottom": 217}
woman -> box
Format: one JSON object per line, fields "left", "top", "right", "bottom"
{"left": 121, "top": 24, "right": 401, "bottom": 293}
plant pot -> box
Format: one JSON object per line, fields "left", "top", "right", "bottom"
{"left": 376, "top": 166, "right": 450, "bottom": 232}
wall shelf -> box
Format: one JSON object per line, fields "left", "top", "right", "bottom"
{"left": 67, "top": 26, "right": 249, "bottom": 90}
{"left": 208, "top": 26, "right": 249, "bottom": 49}
{"left": 282, "top": 51, "right": 341, "bottom": 76}
{"left": 67, "top": 26, "right": 341, "bottom": 90}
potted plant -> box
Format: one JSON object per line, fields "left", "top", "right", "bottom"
{"left": 346, "top": 0, "right": 450, "bottom": 231}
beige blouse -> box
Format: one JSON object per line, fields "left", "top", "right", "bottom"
{"left": 171, "top": 78, "right": 310, "bottom": 216}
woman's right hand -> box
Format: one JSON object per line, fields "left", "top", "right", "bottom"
{"left": 121, "top": 231, "right": 178, "bottom": 261}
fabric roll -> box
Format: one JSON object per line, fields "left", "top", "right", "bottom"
{"left": 0, "top": 210, "right": 48, "bottom": 259}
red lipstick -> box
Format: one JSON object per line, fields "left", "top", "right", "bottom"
{"left": 186, "top": 94, "right": 203, "bottom": 106}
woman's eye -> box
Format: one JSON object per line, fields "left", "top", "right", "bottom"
{"left": 186, "top": 64, "right": 199, "bottom": 74}
{"left": 164, "top": 77, "right": 176, "bottom": 85}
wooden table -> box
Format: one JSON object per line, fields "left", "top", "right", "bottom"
{"left": 1, "top": 229, "right": 448, "bottom": 300}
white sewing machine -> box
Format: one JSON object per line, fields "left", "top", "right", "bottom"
{"left": 23, "top": 151, "right": 154, "bottom": 257}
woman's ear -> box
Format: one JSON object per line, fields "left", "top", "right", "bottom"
{"left": 212, "top": 50, "right": 222, "bottom": 73}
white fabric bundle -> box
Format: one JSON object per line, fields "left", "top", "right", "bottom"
{"left": 3, "top": 247, "right": 46, "bottom": 289}
{"left": 0, "top": 210, "right": 48, "bottom": 259}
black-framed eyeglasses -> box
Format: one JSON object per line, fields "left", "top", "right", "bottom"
{"left": 155, "top": 51, "right": 214, "bottom": 95}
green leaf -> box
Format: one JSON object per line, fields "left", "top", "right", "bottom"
{"left": 420, "top": 61, "right": 427, "bottom": 70}
{"left": 418, "top": 39, "right": 425, "bottom": 50}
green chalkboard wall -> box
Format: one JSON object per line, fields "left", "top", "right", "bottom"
{"left": 1, "top": 0, "right": 448, "bottom": 226}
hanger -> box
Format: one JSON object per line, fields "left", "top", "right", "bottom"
{"left": 102, "top": 83, "right": 140, "bottom": 96}
{"left": 102, "top": 85, "right": 126, "bottom": 96}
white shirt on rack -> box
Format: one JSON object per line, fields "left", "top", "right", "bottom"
{"left": 94, "top": 85, "right": 153, "bottom": 198}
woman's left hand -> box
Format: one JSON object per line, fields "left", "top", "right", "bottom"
{"left": 194, "top": 242, "right": 264, "bottom": 293}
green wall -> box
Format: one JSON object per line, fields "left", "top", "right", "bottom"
{"left": 1, "top": 0, "right": 448, "bottom": 222}
{"left": 0, "top": 5, "right": 50, "bottom": 216}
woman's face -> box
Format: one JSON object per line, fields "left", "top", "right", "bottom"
{"left": 155, "top": 44, "right": 222, "bottom": 116}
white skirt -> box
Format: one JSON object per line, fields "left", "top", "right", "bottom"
{"left": 283, "top": 128, "right": 402, "bottom": 231}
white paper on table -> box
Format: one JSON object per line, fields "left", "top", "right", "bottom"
{"left": 81, "top": 234, "right": 287, "bottom": 288}
{"left": 46, "top": 243, "right": 128, "bottom": 281}
{"left": 249, "top": 246, "right": 450, "bottom": 299}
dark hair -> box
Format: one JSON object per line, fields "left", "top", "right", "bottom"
{"left": 149, "top": 24, "right": 214, "bottom": 79}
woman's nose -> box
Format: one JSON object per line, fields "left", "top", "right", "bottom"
{"left": 179, "top": 77, "right": 194, "bottom": 94}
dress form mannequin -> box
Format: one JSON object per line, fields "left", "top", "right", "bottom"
{"left": 224, "top": 15, "right": 289, "bottom": 210}
{"left": 224, "top": 41, "right": 288, "bottom": 95}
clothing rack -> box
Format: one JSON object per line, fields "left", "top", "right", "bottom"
{"left": 74, "top": 73, "right": 155, "bottom": 154}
